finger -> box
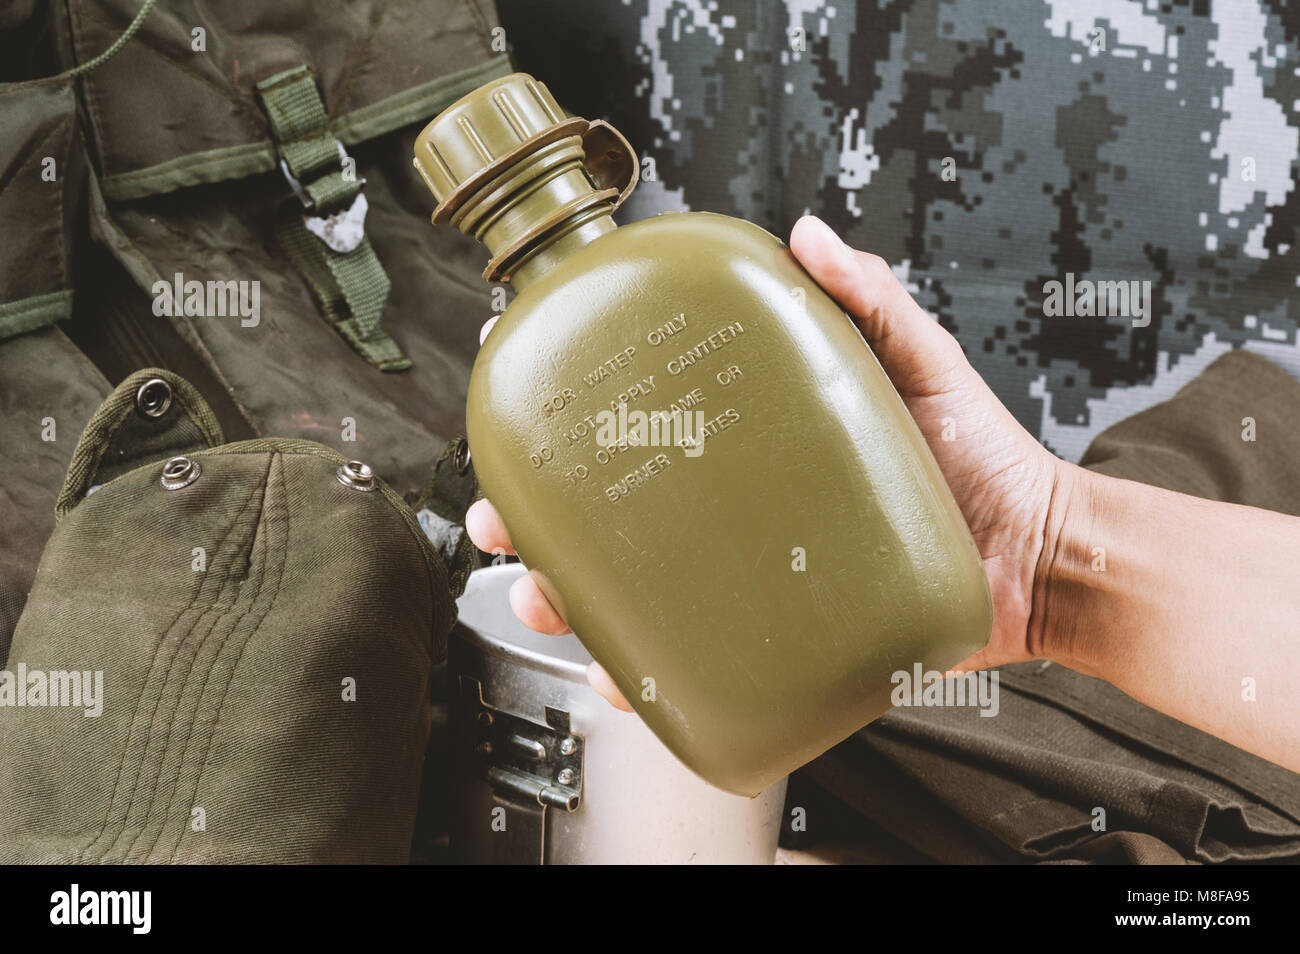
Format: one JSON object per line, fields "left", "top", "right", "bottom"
{"left": 587, "top": 662, "right": 634, "bottom": 712}
{"left": 947, "top": 648, "right": 996, "bottom": 675}
{"left": 507, "top": 572, "right": 571, "bottom": 636}
{"left": 464, "top": 498, "right": 514, "bottom": 556}
{"left": 789, "top": 215, "right": 966, "bottom": 394}
{"left": 479, "top": 314, "right": 499, "bottom": 345}
{"left": 950, "top": 634, "right": 1038, "bottom": 677}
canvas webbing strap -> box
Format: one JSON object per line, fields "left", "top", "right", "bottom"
{"left": 256, "top": 66, "right": 410, "bottom": 372}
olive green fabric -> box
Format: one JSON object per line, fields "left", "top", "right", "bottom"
{"left": 81, "top": 125, "right": 500, "bottom": 497}
{"left": 798, "top": 350, "right": 1300, "bottom": 864}
{"left": 55, "top": 0, "right": 513, "bottom": 498}
{"left": 0, "top": 77, "right": 86, "bottom": 329}
{"left": 0, "top": 9, "right": 105, "bottom": 661}
{"left": 0, "top": 331, "right": 110, "bottom": 664}
{"left": 0, "top": 371, "right": 453, "bottom": 863}
{"left": 55, "top": 368, "right": 224, "bottom": 518}
{"left": 70, "top": 1, "right": 510, "bottom": 201}
{"left": 256, "top": 66, "right": 366, "bottom": 213}
{"left": 0, "top": 1, "right": 511, "bottom": 660}
{"left": 1079, "top": 350, "right": 1300, "bottom": 514}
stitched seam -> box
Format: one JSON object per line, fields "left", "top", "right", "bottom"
{"left": 166, "top": 452, "right": 292, "bottom": 862}
{"left": 108, "top": 463, "right": 270, "bottom": 860}
{"left": 128, "top": 455, "right": 280, "bottom": 861}
{"left": 168, "top": 390, "right": 223, "bottom": 447}
{"left": 58, "top": 399, "right": 139, "bottom": 518}
{"left": 103, "top": 141, "right": 274, "bottom": 187}
{"left": 191, "top": 440, "right": 450, "bottom": 644}
{"left": 76, "top": 468, "right": 264, "bottom": 860}
{"left": 141, "top": 450, "right": 282, "bottom": 860}
{"left": 332, "top": 57, "right": 508, "bottom": 131}
{"left": 112, "top": 584, "right": 236, "bottom": 861}
{"left": 0, "top": 290, "right": 74, "bottom": 318}
{"left": 57, "top": 396, "right": 214, "bottom": 518}
{"left": 92, "top": 473, "right": 267, "bottom": 862}
{"left": 77, "top": 478, "right": 259, "bottom": 860}
{"left": 55, "top": 110, "right": 72, "bottom": 286}
{"left": 69, "top": 2, "right": 108, "bottom": 178}
{"left": 115, "top": 520, "right": 267, "bottom": 861}
{"left": 83, "top": 460, "right": 269, "bottom": 863}
{"left": 98, "top": 57, "right": 510, "bottom": 195}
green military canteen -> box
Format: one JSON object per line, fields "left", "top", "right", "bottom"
{"left": 413, "top": 73, "right": 993, "bottom": 796}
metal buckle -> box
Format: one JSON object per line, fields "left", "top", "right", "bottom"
{"left": 279, "top": 140, "right": 369, "bottom": 254}
{"left": 466, "top": 677, "right": 583, "bottom": 812}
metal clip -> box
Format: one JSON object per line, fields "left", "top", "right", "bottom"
{"left": 465, "top": 678, "right": 583, "bottom": 812}
{"left": 279, "top": 141, "right": 369, "bottom": 254}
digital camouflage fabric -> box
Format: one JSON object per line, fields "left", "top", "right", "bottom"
{"left": 498, "top": 0, "right": 1300, "bottom": 461}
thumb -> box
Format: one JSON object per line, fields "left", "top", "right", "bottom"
{"left": 789, "top": 215, "right": 967, "bottom": 396}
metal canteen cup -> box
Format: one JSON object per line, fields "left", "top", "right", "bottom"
{"left": 449, "top": 563, "right": 787, "bottom": 864}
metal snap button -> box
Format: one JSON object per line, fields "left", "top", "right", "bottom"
{"left": 160, "top": 455, "right": 201, "bottom": 490}
{"left": 336, "top": 460, "right": 376, "bottom": 491}
{"left": 135, "top": 378, "right": 173, "bottom": 419}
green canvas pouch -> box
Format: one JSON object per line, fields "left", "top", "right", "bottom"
{"left": 0, "top": 37, "right": 110, "bottom": 657}
{"left": 55, "top": 0, "right": 513, "bottom": 499}
{"left": 0, "top": 368, "right": 468, "bottom": 863}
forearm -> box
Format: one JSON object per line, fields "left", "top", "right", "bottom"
{"left": 1033, "top": 462, "right": 1300, "bottom": 772}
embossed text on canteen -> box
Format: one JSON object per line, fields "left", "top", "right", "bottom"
{"left": 529, "top": 312, "right": 748, "bottom": 502}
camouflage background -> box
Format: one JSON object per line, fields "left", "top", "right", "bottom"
{"left": 499, "top": 0, "right": 1300, "bottom": 461}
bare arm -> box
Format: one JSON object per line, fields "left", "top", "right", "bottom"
{"left": 1036, "top": 464, "right": 1300, "bottom": 772}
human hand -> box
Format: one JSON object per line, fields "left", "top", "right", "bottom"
{"left": 786, "top": 216, "right": 1071, "bottom": 676}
